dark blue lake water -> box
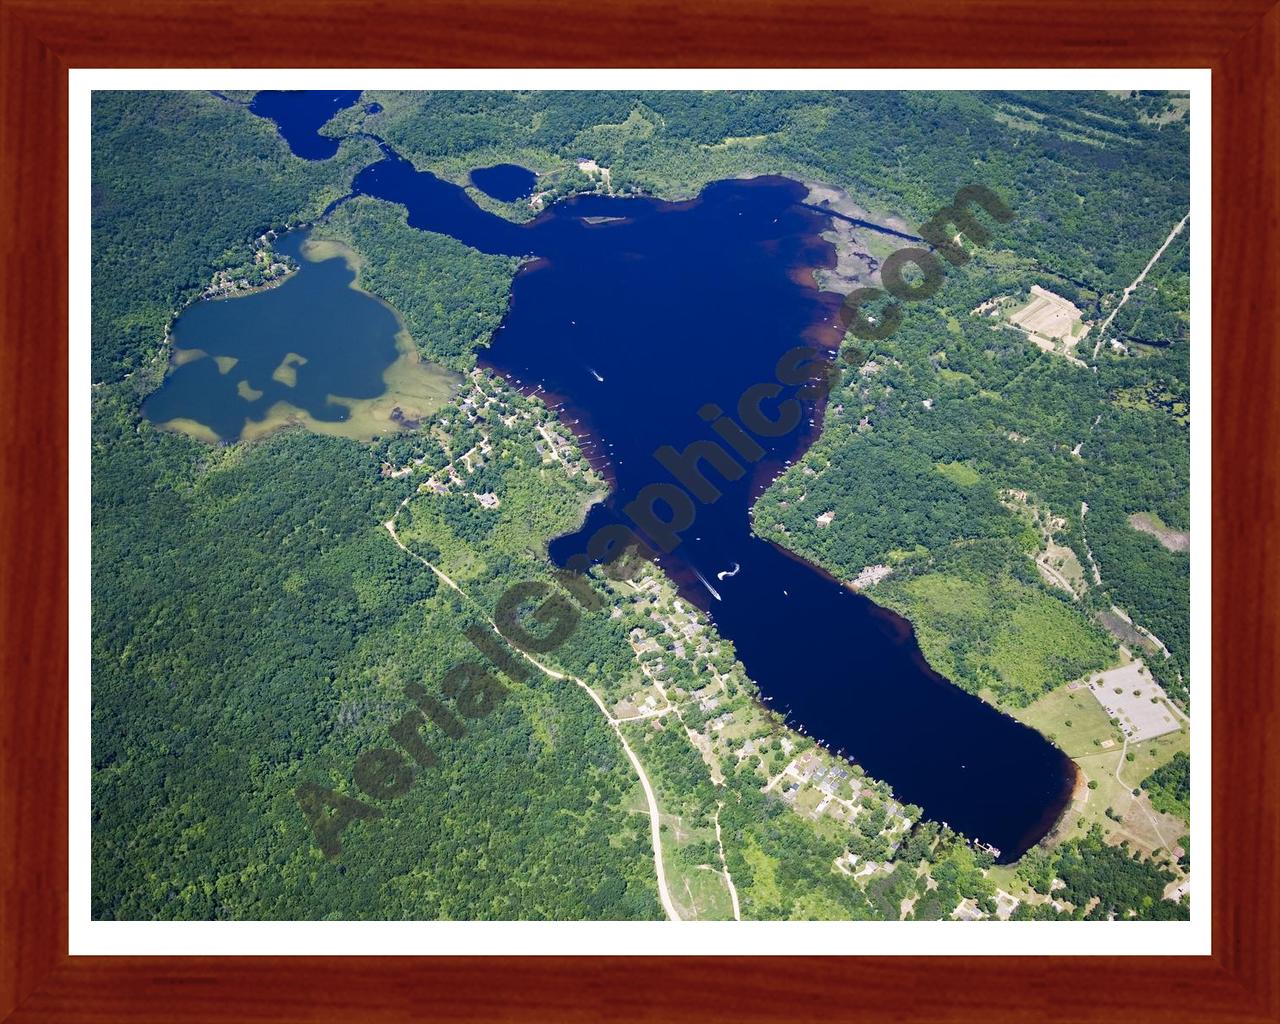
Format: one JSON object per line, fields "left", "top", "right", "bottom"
{"left": 257, "top": 102, "right": 1076, "bottom": 860}
{"left": 249, "top": 91, "right": 362, "bottom": 159}
{"left": 470, "top": 163, "right": 538, "bottom": 202}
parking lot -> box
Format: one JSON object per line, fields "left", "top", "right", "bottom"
{"left": 1084, "top": 661, "right": 1181, "bottom": 742}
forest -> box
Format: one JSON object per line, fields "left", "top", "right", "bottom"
{"left": 91, "top": 91, "right": 373, "bottom": 384}
{"left": 357, "top": 89, "right": 1188, "bottom": 299}
{"left": 310, "top": 196, "right": 519, "bottom": 370}
{"left": 92, "top": 384, "right": 666, "bottom": 919}
{"left": 92, "top": 93, "right": 660, "bottom": 919}
{"left": 1142, "top": 752, "right": 1191, "bottom": 821}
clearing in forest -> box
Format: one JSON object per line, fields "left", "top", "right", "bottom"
{"left": 1128, "top": 511, "right": 1190, "bottom": 552}
{"left": 1003, "top": 286, "right": 1090, "bottom": 365}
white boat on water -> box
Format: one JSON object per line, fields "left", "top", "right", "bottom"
{"left": 693, "top": 568, "right": 722, "bottom": 601}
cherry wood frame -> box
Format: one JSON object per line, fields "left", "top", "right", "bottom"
{"left": 2, "top": 1, "right": 1276, "bottom": 1020}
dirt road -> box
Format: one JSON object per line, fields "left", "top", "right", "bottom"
{"left": 1093, "top": 212, "right": 1190, "bottom": 359}
{"left": 714, "top": 802, "right": 742, "bottom": 921}
{"left": 383, "top": 518, "right": 683, "bottom": 922}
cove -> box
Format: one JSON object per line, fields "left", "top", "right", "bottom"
{"left": 142, "top": 230, "right": 456, "bottom": 443}
{"left": 470, "top": 163, "right": 538, "bottom": 202}
{"left": 249, "top": 91, "right": 362, "bottom": 160}
{"left": 351, "top": 153, "right": 1075, "bottom": 860}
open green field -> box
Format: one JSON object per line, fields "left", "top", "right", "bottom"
{"left": 935, "top": 461, "right": 982, "bottom": 487}
{"left": 1002, "top": 667, "right": 1190, "bottom": 864}
{"left": 1053, "top": 726, "right": 1189, "bottom": 859}
{"left": 897, "top": 573, "right": 992, "bottom": 619}
{"left": 889, "top": 566, "right": 1115, "bottom": 707}
{"left": 999, "top": 682, "right": 1121, "bottom": 758}
{"left": 668, "top": 859, "right": 735, "bottom": 922}
{"left": 984, "top": 595, "right": 1116, "bottom": 705}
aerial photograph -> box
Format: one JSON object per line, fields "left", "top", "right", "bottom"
{"left": 91, "top": 88, "right": 1192, "bottom": 923}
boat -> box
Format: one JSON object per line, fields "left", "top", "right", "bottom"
{"left": 693, "top": 568, "right": 722, "bottom": 602}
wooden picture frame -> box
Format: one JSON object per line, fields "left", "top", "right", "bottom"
{"left": 2, "top": 1, "right": 1275, "bottom": 1020}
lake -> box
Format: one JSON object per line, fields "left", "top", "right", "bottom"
{"left": 246, "top": 97, "right": 1077, "bottom": 859}
{"left": 470, "top": 163, "right": 538, "bottom": 202}
{"left": 142, "top": 230, "right": 456, "bottom": 443}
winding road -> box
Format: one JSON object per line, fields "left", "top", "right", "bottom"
{"left": 384, "top": 517, "right": 682, "bottom": 922}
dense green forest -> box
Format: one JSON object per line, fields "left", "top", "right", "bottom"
{"left": 91, "top": 92, "right": 375, "bottom": 385}
{"left": 92, "top": 89, "right": 1192, "bottom": 922}
{"left": 1142, "top": 752, "right": 1191, "bottom": 821}
{"left": 1009, "top": 824, "right": 1186, "bottom": 920}
{"left": 1053, "top": 826, "right": 1187, "bottom": 920}
{"left": 311, "top": 197, "right": 519, "bottom": 370}
{"left": 91, "top": 93, "right": 659, "bottom": 919}
{"left": 355, "top": 90, "right": 1188, "bottom": 297}
{"left": 92, "top": 375, "right": 672, "bottom": 917}
{"left": 1086, "top": 230, "right": 1192, "bottom": 696}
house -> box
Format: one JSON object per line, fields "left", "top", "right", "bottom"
{"left": 995, "top": 890, "right": 1020, "bottom": 920}
{"left": 951, "top": 899, "right": 984, "bottom": 922}
{"left": 816, "top": 510, "right": 836, "bottom": 528}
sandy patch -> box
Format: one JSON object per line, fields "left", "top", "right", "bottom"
{"left": 1128, "top": 512, "right": 1190, "bottom": 552}
{"left": 803, "top": 183, "right": 914, "bottom": 237}
{"left": 171, "top": 347, "right": 208, "bottom": 367}
{"left": 576, "top": 159, "right": 612, "bottom": 192}
{"left": 813, "top": 218, "right": 880, "bottom": 295}
{"left": 271, "top": 352, "right": 308, "bottom": 387}
{"left": 848, "top": 564, "right": 893, "bottom": 591}
{"left": 1005, "top": 286, "right": 1089, "bottom": 366}
{"left": 155, "top": 417, "right": 222, "bottom": 444}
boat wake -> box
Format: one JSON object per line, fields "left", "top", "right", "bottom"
{"left": 693, "top": 568, "right": 722, "bottom": 601}
{"left": 716, "top": 562, "right": 741, "bottom": 581}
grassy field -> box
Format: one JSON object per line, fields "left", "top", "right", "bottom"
{"left": 1002, "top": 664, "right": 1189, "bottom": 863}
{"left": 984, "top": 596, "right": 1116, "bottom": 704}
{"left": 619, "top": 789, "right": 735, "bottom": 921}
{"left": 892, "top": 565, "right": 1114, "bottom": 706}
{"left": 983, "top": 862, "right": 1031, "bottom": 899}
{"left": 1001, "top": 682, "right": 1121, "bottom": 758}
{"left": 935, "top": 461, "right": 982, "bottom": 487}
{"left": 897, "top": 573, "right": 992, "bottom": 619}
{"left": 1064, "top": 724, "right": 1189, "bottom": 859}
{"left": 669, "top": 859, "right": 735, "bottom": 921}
